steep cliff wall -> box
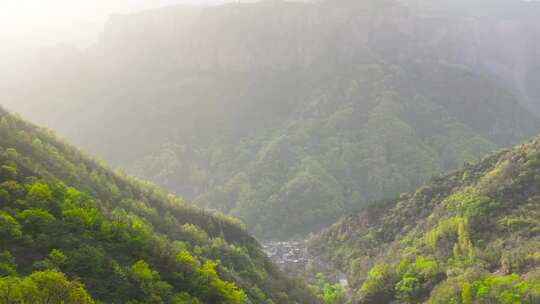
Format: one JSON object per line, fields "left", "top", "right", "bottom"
{"left": 98, "top": 0, "right": 540, "bottom": 114}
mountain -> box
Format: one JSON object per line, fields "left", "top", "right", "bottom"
{"left": 5, "top": 61, "right": 538, "bottom": 241}
{"left": 0, "top": 107, "right": 320, "bottom": 303}
{"left": 308, "top": 135, "right": 540, "bottom": 303}
{"left": 2, "top": 0, "right": 540, "bottom": 239}
{"left": 398, "top": 0, "right": 540, "bottom": 115}
{"left": 52, "top": 0, "right": 540, "bottom": 114}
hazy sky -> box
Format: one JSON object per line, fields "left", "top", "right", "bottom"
{"left": 1, "top": 0, "right": 230, "bottom": 48}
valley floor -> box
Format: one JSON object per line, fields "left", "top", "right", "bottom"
{"left": 263, "top": 240, "right": 348, "bottom": 287}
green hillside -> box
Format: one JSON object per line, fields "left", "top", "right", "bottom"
{"left": 0, "top": 108, "right": 319, "bottom": 303}
{"left": 309, "top": 135, "right": 540, "bottom": 303}
{"left": 5, "top": 62, "right": 539, "bottom": 240}
{"left": 3, "top": 0, "right": 540, "bottom": 240}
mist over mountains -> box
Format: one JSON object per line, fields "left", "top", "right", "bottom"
{"left": 3, "top": 0, "right": 540, "bottom": 239}
{"left": 1, "top": 0, "right": 540, "bottom": 303}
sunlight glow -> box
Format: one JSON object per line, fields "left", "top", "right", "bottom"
{"left": 0, "top": 0, "right": 229, "bottom": 48}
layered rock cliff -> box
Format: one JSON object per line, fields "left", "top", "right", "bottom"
{"left": 98, "top": 0, "right": 540, "bottom": 113}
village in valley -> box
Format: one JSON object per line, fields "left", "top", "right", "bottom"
{"left": 262, "top": 240, "right": 349, "bottom": 287}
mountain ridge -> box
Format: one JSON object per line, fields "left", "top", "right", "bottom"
{"left": 0, "top": 107, "right": 320, "bottom": 303}
{"left": 308, "top": 133, "right": 540, "bottom": 303}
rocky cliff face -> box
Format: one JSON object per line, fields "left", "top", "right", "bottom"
{"left": 100, "top": 0, "right": 404, "bottom": 70}
{"left": 400, "top": 0, "right": 540, "bottom": 115}
{"left": 99, "top": 0, "right": 540, "bottom": 114}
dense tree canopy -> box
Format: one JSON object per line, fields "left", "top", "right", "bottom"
{"left": 3, "top": 0, "right": 539, "bottom": 240}
{"left": 0, "top": 108, "right": 320, "bottom": 303}
{"left": 309, "top": 135, "right": 540, "bottom": 303}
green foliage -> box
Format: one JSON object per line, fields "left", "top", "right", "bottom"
{"left": 131, "top": 260, "right": 155, "bottom": 281}
{"left": 311, "top": 136, "right": 540, "bottom": 304}
{"left": 358, "top": 264, "right": 398, "bottom": 304}
{"left": 0, "top": 270, "right": 95, "bottom": 304}
{"left": 6, "top": 46, "right": 537, "bottom": 240}
{"left": 193, "top": 261, "right": 245, "bottom": 304}
{"left": 311, "top": 273, "right": 349, "bottom": 304}
{"left": 16, "top": 209, "right": 55, "bottom": 236}
{"left": 471, "top": 274, "right": 540, "bottom": 304}
{"left": 425, "top": 216, "right": 474, "bottom": 261}
{"left": 0, "top": 251, "right": 17, "bottom": 276}
{"left": 462, "top": 282, "right": 473, "bottom": 304}
{"left": 0, "top": 211, "right": 21, "bottom": 243}
{"left": 176, "top": 250, "right": 200, "bottom": 270}
{"left": 394, "top": 256, "right": 444, "bottom": 303}
{"left": 62, "top": 207, "right": 99, "bottom": 230}
{"left": 429, "top": 273, "right": 540, "bottom": 304}
{"left": 395, "top": 276, "right": 420, "bottom": 303}
{"left": 0, "top": 163, "right": 16, "bottom": 180}
{"left": 47, "top": 249, "right": 66, "bottom": 268}
{"left": 180, "top": 224, "right": 209, "bottom": 245}
{"left": 27, "top": 182, "right": 52, "bottom": 205}
{"left": 0, "top": 110, "right": 320, "bottom": 304}
{"left": 444, "top": 188, "right": 498, "bottom": 230}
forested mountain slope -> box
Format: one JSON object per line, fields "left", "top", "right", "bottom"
{"left": 309, "top": 135, "right": 540, "bottom": 303}
{"left": 6, "top": 61, "right": 537, "bottom": 240}
{"left": 0, "top": 108, "right": 319, "bottom": 303}
{"left": 2, "top": 0, "right": 540, "bottom": 239}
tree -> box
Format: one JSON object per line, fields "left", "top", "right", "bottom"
{"left": 0, "top": 211, "right": 21, "bottom": 247}
{"left": 130, "top": 260, "right": 173, "bottom": 303}
{"left": 395, "top": 277, "right": 420, "bottom": 303}
{"left": 0, "top": 164, "right": 17, "bottom": 180}
{"left": 0, "top": 270, "right": 95, "bottom": 304}
{"left": 27, "top": 182, "right": 52, "bottom": 205}
{"left": 62, "top": 208, "right": 98, "bottom": 230}
{"left": 472, "top": 274, "right": 533, "bottom": 304}
{"left": 461, "top": 282, "right": 473, "bottom": 304}
{"left": 192, "top": 262, "right": 245, "bottom": 304}
{"left": 176, "top": 250, "right": 200, "bottom": 273}
{"left": 0, "top": 251, "right": 16, "bottom": 276}
{"left": 16, "top": 209, "right": 55, "bottom": 236}
{"left": 359, "top": 264, "right": 398, "bottom": 304}
{"left": 172, "top": 292, "right": 202, "bottom": 304}
{"left": 4, "top": 149, "right": 17, "bottom": 161}
{"left": 33, "top": 249, "right": 67, "bottom": 271}
{"left": 0, "top": 276, "right": 23, "bottom": 303}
